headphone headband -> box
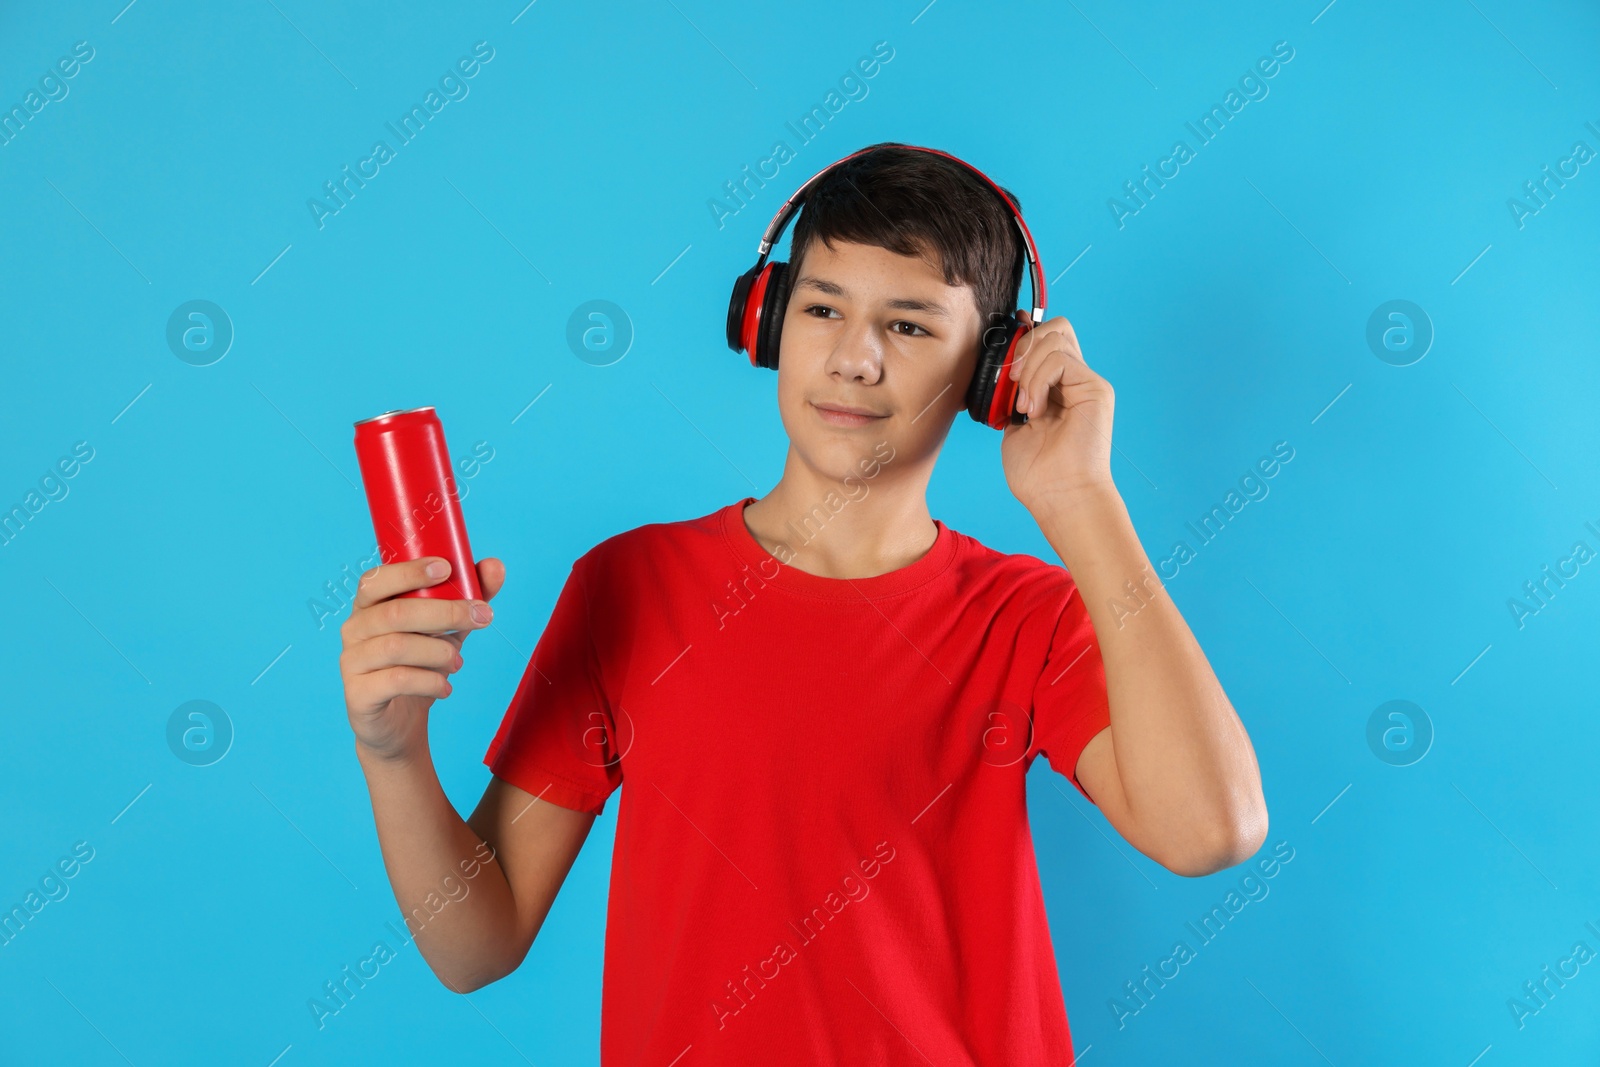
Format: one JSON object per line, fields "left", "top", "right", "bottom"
{"left": 751, "top": 142, "right": 1046, "bottom": 325}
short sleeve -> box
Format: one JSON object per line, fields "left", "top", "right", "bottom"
{"left": 1026, "top": 574, "right": 1111, "bottom": 804}
{"left": 482, "top": 554, "right": 624, "bottom": 815}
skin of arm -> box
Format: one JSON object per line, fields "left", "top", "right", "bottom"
{"left": 999, "top": 313, "right": 1268, "bottom": 877}
{"left": 1037, "top": 487, "right": 1266, "bottom": 877}
{"left": 341, "top": 555, "right": 599, "bottom": 992}
{"left": 357, "top": 743, "right": 595, "bottom": 992}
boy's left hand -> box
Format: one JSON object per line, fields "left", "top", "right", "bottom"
{"left": 999, "top": 312, "right": 1117, "bottom": 510}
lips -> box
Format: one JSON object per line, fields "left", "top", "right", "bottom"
{"left": 812, "top": 401, "right": 888, "bottom": 428}
{"left": 812, "top": 401, "right": 886, "bottom": 418}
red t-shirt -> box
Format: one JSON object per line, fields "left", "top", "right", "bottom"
{"left": 483, "top": 496, "right": 1111, "bottom": 1065}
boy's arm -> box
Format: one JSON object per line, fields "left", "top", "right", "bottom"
{"left": 341, "top": 555, "right": 596, "bottom": 993}
{"left": 358, "top": 743, "right": 595, "bottom": 992}
{"left": 1033, "top": 486, "right": 1266, "bottom": 877}
{"left": 1000, "top": 313, "right": 1268, "bottom": 877}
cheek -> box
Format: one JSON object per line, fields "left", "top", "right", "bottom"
{"left": 771, "top": 363, "right": 816, "bottom": 443}
{"left": 927, "top": 344, "right": 977, "bottom": 408}
{"left": 774, "top": 357, "right": 806, "bottom": 410}
{"left": 901, "top": 347, "right": 975, "bottom": 436}
{"left": 774, "top": 326, "right": 824, "bottom": 398}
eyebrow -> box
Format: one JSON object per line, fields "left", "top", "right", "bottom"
{"left": 792, "top": 275, "right": 951, "bottom": 319}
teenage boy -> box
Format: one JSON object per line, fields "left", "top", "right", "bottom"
{"left": 339, "top": 142, "right": 1267, "bottom": 1064}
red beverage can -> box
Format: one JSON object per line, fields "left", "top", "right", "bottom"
{"left": 353, "top": 406, "right": 484, "bottom": 603}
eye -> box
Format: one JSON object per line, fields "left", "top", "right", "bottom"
{"left": 802, "top": 304, "right": 840, "bottom": 319}
{"left": 891, "top": 320, "right": 930, "bottom": 337}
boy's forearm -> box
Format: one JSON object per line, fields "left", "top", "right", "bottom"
{"left": 1032, "top": 484, "right": 1266, "bottom": 864}
{"left": 356, "top": 740, "right": 523, "bottom": 991}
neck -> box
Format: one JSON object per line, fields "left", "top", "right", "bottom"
{"left": 742, "top": 444, "right": 938, "bottom": 580}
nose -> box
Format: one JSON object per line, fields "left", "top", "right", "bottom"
{"left": 823, "top": 318, "right": 884, "bottom": 385}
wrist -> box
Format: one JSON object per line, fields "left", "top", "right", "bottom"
{"left": 356, "top": 734, "right": 432, "bottom": 773}
{"left": 1030, "top": 481, "right": 1138, "bottom": 574}
{"left": 1028, "top": 479, "right": 1125, "bottom": 527}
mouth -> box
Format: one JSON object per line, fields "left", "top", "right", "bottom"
{"left": 811, "top": 400, "right": 888, "bottom": 428}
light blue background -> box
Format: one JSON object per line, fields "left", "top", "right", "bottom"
{"left": 2, "top": 1, "right": 1596, "bottom": 1064}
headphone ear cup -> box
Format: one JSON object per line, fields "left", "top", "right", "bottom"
{"left": 967, "top": 313, "right": 1025, "bottom": 429}
{"left": 726, "top": 265, "right": 762, "bottom": 356}
{"left": 754, "top": 260, "right": 793, "bottom": 370}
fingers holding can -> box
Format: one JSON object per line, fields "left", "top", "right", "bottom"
{"left": 344, "top": 575, "right": 493, "bottom": 643}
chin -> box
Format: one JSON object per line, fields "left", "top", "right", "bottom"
{"left": 796, "top": 434, "right": 901, "bottom": 489}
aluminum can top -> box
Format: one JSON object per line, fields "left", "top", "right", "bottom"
{"left": 353, "top": 406, "right": 437, "bottom": 428}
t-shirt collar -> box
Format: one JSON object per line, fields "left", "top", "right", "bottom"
{"left": 719, "top": 495, "right": 958, "bottom": 601}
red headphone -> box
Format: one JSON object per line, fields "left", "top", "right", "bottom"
{"left": 724, "top": 142, "right": 1048, "bottom": 430}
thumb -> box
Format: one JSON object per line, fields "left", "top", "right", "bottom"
{"left": 476, "top": 557, "right": 506, "bottom": 602}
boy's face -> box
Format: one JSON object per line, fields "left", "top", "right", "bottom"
{"left": 775, "top": 238, "right": 984, "bottom": 484}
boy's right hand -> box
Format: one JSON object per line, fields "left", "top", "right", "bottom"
{"left": 339, "top": 556, "right": 505, "bottom": 762}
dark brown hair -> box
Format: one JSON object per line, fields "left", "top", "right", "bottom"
{"left": 786, "top": 142, "right": 1026, "bottom": 329}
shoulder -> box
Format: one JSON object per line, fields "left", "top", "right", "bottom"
{"left": 576, "top": 499, "right": 733, "bottom": 586}
{"left": 944, "top": 524, "right": 1083, "bottom": 621}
